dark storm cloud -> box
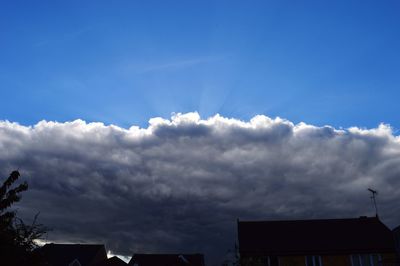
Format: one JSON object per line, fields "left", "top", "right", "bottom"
{"left": 1, "top": 113, "right": 400, "bottom": 264}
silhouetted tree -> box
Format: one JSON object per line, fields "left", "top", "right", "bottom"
{"left": 0, "top": 170, "right": 47, "bottom": 265}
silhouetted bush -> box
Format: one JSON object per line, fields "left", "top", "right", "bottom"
{"left": 0, "top": 170, "right": 47, "bottom": 266}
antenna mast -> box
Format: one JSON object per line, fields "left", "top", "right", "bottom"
{"left": 368, "top": 188, "right": 379, "bottom": 218}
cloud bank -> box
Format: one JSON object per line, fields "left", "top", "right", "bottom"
{"left": 1, "top": 113, "right": 400, "bottom": 264}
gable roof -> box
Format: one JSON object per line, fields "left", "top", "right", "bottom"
{"left": 128, "top": 254, "right": 205, "bottom": 266}
{"left": 95, "top": 256, "right": 128, "bottom": 266}
{"left": 238, "top": 216, "right": 396, "bottom": 256}
{"left": 40, "top": 243, "right": 107, "bottom": 266}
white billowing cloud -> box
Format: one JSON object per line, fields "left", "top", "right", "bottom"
{"left": 1, "top": 113, "right": 400, "bottom": 263}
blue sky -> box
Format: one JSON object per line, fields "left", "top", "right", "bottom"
{"left": 1, "top": 0, "right": 400, "bottom": 129}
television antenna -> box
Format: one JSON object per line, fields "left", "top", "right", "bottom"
{"left": 368, "top": 188, "right": 379, "bottom": 218}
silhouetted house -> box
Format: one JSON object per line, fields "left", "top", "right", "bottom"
{"left": 40, "top": 243, "right": 107, "bottom": 266}
{"left": 128, "top": 254, "right": 205, "bottom": 266}
{"left": 95, "top": 256, "right": 128, "bottom": 266}
{"left": 394, "top": 226, "right": 400, "bottom": 257}
{"left": 238, "top": 216, "right": 398, "bottom": 266}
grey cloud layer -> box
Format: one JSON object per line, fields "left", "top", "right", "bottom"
{"left": 1, "top": 113, "right": 400, "bottom": 263}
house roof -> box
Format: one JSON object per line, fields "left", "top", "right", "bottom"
{"left": 394, "top": 225, "right": 400, "bottom": 235}
{"left": 238, "top": 216, "right": 396, "bottom": 256}
{"left": 128, "top": 254, "right": 205, "bottom": 266}
{"left": 394, "top": 225, "right": 400, "bottom": 254}
{"left": 40, "top": 243, "right": 107, "bottom": 266}
{"left": 95, "top": 256, "right": 128, "bottom": 266}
